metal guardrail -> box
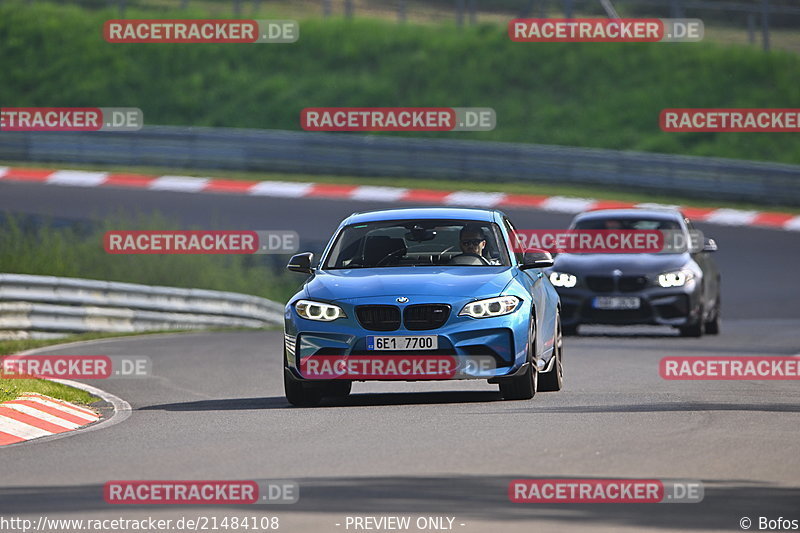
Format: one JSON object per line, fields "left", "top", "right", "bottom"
{"left": 1, "top": 125, "right": 799, "bottom": 205}
{"left": 0, "top": 273, "right": 285, "bottom": 339}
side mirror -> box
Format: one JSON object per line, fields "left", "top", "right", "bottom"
{"left": 702, "top": 238, "right": 718, "bottom": 252}
{"left": 520, "top": 248, "right": 554, "bottom": 270}
{"left": 287, "top": 252, "right": 314, "bottom": 274}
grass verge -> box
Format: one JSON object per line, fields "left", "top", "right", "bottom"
{"left": 2, "top": 2, "right": 799, "bottom": 164}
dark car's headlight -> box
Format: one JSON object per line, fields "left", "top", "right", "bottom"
{"left": 459, "top": 295, "right": 521, "bottom": 318}
{"left": 657, "top": 269, "right": 694, "bottom": 288}
{"left": 295, "top": 299, "right": 346, "bottom": 321}
{"left": 549, "top": 271, "right": 577, "bottom": 288}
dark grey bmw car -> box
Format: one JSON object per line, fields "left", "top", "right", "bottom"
{"left": 547, "top": 208, "right": 720, "bottom": 337}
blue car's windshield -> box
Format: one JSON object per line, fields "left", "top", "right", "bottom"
{"left": 323, "top": 219, "right": 511, "bottom": 269}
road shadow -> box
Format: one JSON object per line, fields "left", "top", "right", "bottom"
{"left": 1, "top": 476, "right": 797, "bottom": 531}
{"left": 138, "top": 391, "right": 503, "bottom": 411}
{"left": 495, "top": 401, "right": 800, "bottom": 415}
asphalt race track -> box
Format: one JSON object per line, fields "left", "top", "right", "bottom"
{"left": 1, "top": 180, "right": 799, "bottom": 533}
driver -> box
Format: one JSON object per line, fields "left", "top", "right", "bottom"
{"left": 452, "top": 224, "right": 500, "bottom": 265}
{"left": 459, "top": 224, "right": 487, "bottom": 256}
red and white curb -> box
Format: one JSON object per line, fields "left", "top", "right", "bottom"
{"left": 2, "top": 166, "right": 798, "bottom": 231}
{"left": 0, "top": 393, "right": 100, "bottom": 446}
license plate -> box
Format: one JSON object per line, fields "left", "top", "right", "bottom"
{"left": 593, "top": 296, "right": 641, "bottom": 310}
{"left": 367, "top": 335, "right": 438, "bottom": 351}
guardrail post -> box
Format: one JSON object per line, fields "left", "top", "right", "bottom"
{"left": 747, "top": 13, "right": 756, "bottom": 44}
{"left": 669, "top": 0, "right": 684, "bottom": 18}
{"left": 322, "top": 0, "right": 331, "bottom": 17}
{"left": 468, "top": 0, "right": 477, "bottom": 25}
{"left": 398, "top": 0, "right": 406, "bottom": 23}
{"left": 761, "top": 0, "right": 770, "bottom": 51}
{"left": 563, "top": 0, "right": 573, "bottom": 19}
{"left": 344, "top": 0, "right": 354, "bottom": 19}
{"left": 455, "top": 0, "right": 465, "bottom": 27}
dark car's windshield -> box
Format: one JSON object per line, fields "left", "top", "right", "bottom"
{"left": 323, "top": 219, "right": 510, "bottom": 269}
{"left": 573, "top": 217, "right": 681, "bottom": 231}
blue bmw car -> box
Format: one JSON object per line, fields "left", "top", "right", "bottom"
{"left": 283, "top": 207, "right": 563, "bottom": 406}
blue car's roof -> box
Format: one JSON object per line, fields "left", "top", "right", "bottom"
{"left": 343, "top": 207, "right": 500, "bottom": 226}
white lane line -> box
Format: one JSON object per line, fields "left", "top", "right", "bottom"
{"left": 704, "top": 208, "right": 759, "bottom": 226}
{"left": 248, "top": 181, "right": 314, "bottom": 197}
{"left": 783, "top": 216, "right": 800, "bottom": 231}
{"left": 18, "top": 396, "right": 98, "bottom": 422}
{"left": 443, "top": 191, "right": 507, "bottom": 207}
{"left": 540, "top": 196, "right": 597, "bottom": 213}
{"left": 148, "top": 175, "right": 209, "bottom": 192}
{"left": 2, "top": 404, "right": 82, "bottom": 430}
{"left": 0, "top": 415, "right": 52, "bottom": 440}
{"left": 350, "top": 186, "right": 408, "bottom": 202}
{"left": 47, "top": 170, "right": 109, "bottom": 187}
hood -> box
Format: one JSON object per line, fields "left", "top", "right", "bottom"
{"left": 304, "top": 267, "right": 515, "bottom": 301}
{"left": 552, "top": 253, "right": 690, "bottom": 276}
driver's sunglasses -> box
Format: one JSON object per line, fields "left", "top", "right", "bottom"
{"left": 461, "top": 239, "right": 485, "bottom": 246}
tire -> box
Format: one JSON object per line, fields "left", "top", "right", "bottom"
{"left": 679, "top": 307, "right": 704, "bottom": 338}
{"left": 539, "top": 312, "right": 563, "bottom": 392}
{"left": 704, "top": 297, "right": 721, "bottom": 335}
{"left": 500, "top": 316, "right": 538, "bottom": 400}
{"left": 283, "top": 342, "right": 322, "bottom": 407}
{"left": 284, "top": 371, "right": 322, "bottom": 407}
{"left": 324, "top": 380, "right": 352, "bottom": 397}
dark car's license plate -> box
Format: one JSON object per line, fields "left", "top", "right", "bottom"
{"left": 593, "top": 296, "right": 641, "bottom": 310}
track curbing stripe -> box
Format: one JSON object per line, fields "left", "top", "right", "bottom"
{"left": 2, "top": 166, "right": 798, "bottom": 231}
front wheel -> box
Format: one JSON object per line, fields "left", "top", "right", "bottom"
{"left": 284, "top": 371, "right": 322, "bottom": 407}
{"left": 499, "top": 363, "right": 537, "bottom": 400}
{"left": 539, "top": 312, "right": 563, "bottom": 392}
{"left": 704, "top": 297, "right": 721, "bottom": 335}
{"left": 500, "top": 316, "right": 538, "bottom": 400}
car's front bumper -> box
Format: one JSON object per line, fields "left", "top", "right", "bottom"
{"left": 556, "top": 283, "right": 701, "bottom": 327}
{"left": 284, "top": 299, "right": 531, "bottom": 381}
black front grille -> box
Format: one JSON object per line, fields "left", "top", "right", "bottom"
{"left": 586, "top": 276, "right": 615, "bottom": 293}
{"left": 356, "top": 305, "right": 401, "bottom": 331}
{"left": 586, "top": 275, "right": 647, "bottom": 293}
{"left": 618, "top": 276, "right": 648, "bottom": 292}
{"left": 403, "top": 304, "right": 451, "bottom": 330}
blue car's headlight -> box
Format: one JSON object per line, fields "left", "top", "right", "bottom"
{"left": 657, "top": 269, "right": 694, "bottom": 288}
{"left": 459, "top": 295, "right": 521, "bottom": 318}
{"left": 295, "top": 299, "right": 347, "bottom": 321}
